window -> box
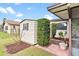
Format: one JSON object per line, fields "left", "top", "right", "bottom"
{"left": 13, "top": 25, "right": 15, "bottom": 29}
{"left": 57, "top": 23, "right": 67, "bottom": 30}
{"left": 13, "top": 25, "right": 16, "bottom": 32}
{"left": 5, "top": 26, "right": 8, "bottom": 30}
{"left": 23, "top": 23, "right": 29, "bottom": 30}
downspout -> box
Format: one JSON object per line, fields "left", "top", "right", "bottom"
{"left": 67, "top": 4, "right": 72, "bottom": 56}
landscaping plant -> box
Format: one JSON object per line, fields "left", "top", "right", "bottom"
{"left": 58, "top": 32, "right": 64, "bottom": 38}
{"left": 58, "top": 31, "right": 68, "bottom": 50}
{"left": 58, "top": 31, "right": 67, "bottom": 43}
{"left": 52, "top": 23, "right": 57, "bottom": 38}
{"left": 37, "top": 18, "right": 50, "bottom": 46}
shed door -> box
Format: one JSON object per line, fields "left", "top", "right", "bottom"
{"left": 21, "top": 22, "right": 35, "bottom": 44}
{"left": 21, "top": 23, "right": 29, "bottom": 42}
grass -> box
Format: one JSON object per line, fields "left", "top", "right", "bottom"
{"left": 0, "top": 32, "right": 54, "bottom": 56}
{"left": 12, "top": 46, "right": 54, "bottom": 56}
{"left": 0, "top": 32, "right": 20, "bottom": 55}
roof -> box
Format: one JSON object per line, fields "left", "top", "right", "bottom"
{"left": 20, "top": 19, "right": 37, "bottom": 23}
{"left": 50, "top": 19, "right": 68, "bottom": 22}
{"left": 48, "top": 3, "right": 79, "bottom": 19}
{"left": 48, "top": 3, "right": 67, "bottom": 10}
{"left": 5, "top": 20, "right": 20, "bottom": 26}
{"left": 20, "top": 19, "right": 68, "bottom": 23}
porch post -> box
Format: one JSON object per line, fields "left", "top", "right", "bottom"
{"left": 68, "top": 18, "right": 72, "bottom": 56}
{"left": 67, "top": 4, "right": 72, "bottom": 56}
{"left": 50, "top": 22, "right": 52, "bottom": 39}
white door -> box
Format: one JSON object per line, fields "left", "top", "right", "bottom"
{"left": 21, "top": 22, "right": 35, "bottom": 44}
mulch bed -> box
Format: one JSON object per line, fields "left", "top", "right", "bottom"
{"left": 6, "top": 41, "right": 31, "bottom": 54}
{"left": 54, "top": 37, "right": 69, "bottom": 41}
{"left": 50, "top": 37, "right": 69, "bottom": 47}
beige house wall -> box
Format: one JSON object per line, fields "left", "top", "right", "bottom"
{"left": 4, "top": 22, "right": 20, "bottom": 34}
{"left": 4, "top": 22, "right": 11, "bottom": 33}
{"left": 10, "top": 25, "right": 20, "bottom": 34}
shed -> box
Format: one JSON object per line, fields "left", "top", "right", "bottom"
{"left": 20, "top": 19, "right": 37, "bottom": 44}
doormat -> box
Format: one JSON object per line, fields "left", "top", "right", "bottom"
{"left": 6, "top": 41, "right": 31, "bottom": 54}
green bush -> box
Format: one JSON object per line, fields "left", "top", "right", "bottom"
{"left": 52, "top": 23, "right": 57, "bottom": 38}
{"left": 37, "top": 18, "right": 50, "bottom": 46}
{"left": 58, "top": 32, "right": 64, "bottom": 38}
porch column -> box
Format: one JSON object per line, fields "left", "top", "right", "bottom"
{"left": 67, "top": 4, "right": 72, "bottom": 56}
{"left": 68, "top": 18, "right": 72, "bottom": 56}
{"left": 50, "top": 22, "right": 53, "bottom": 39}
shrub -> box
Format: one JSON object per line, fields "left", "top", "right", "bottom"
{"left": 52, "top": 23, "right": 57, "bottom": 38}
{"left": 37, "top": 18, "right": 50, "bottom": 46}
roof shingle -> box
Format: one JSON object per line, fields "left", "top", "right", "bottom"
{"left": 5, "top": 20, "right": 20, "bottom": 26}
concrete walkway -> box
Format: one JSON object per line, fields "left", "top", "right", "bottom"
{"left": 35, "top": 44, "right": 69, "bottom": 56}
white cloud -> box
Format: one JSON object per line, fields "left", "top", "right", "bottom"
{"left": 0, "top": 7, "right": 24, "bottom": 18}
{"left": 44, "top": 15, "right": 53, "bottom": 20}
{"left": 27, "top": 7, "right": 31, "bottom": 10}
{"left": 6, "top": 7, "right": 16, "bottom": 14}
{"left": 0, "top": 7, "right": 16, "bottom": 14}
{"left": 16, "top": 13, "right": 23, "bottom": 17}
{"left": 15, "top": 3, "right": 21, "bottom": 5}
{"left": 0, "top": 7, "right": 8, "bottom": 14}
{"left": 14, "top": 19, "right": 22, "bottom": 22}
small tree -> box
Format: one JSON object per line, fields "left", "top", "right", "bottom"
{"left": 37, "top": 18, "right": 50, "bottom": 46}
{"left": 2, "top": 18, "right": 7, "bottom": 31}
{"left": 52, "top": 23, "right": 57, "bottom": 38}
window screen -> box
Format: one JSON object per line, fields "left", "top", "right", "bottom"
{"left": 13, "top": 25, "right": 15, "bottom": 29}
{"left": 23, "top": 23, "right": 29, "bottom": 30}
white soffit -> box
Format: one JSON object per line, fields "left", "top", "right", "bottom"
{"left": 48, "top": 3, "right": 79, "bottom": 19}
{"left": 55, "top": 10, "right": 68, "bottom": 19}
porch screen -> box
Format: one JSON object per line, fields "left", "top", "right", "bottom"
{"left": 72, "top": 19, "right": 79, "bottom": 56}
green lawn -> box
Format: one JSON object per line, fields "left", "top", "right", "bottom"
{"left": 11, "top": 46, "right": 53, "bottom": 56}
{"left": 0, "top": 32, "right": 19, "bottom": 56}
{"left": 0, "top": 32, "right": 54, "bottom": 56}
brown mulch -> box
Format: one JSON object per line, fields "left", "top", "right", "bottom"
{"left": 54, "top": 37, "right": 69, "bottom": 41}
{"left": 6, "top": 41, "right": 31, "bottom": 54}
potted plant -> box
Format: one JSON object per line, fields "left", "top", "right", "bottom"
{"left": 58, "top": 31, "right": 68, "bottom": 50}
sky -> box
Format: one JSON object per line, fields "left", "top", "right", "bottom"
{"left": 0, "top": 3, "right": 59, "bottom": 24}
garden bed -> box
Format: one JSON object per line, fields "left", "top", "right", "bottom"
{"left": 54, "top": 37, "right": 69, "bottom": 41}
{"left": 6, "top": 41, "right": 31, "bottom": 54}
{"left": 53, "top": 37, "right": 69, "bottom": 46}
